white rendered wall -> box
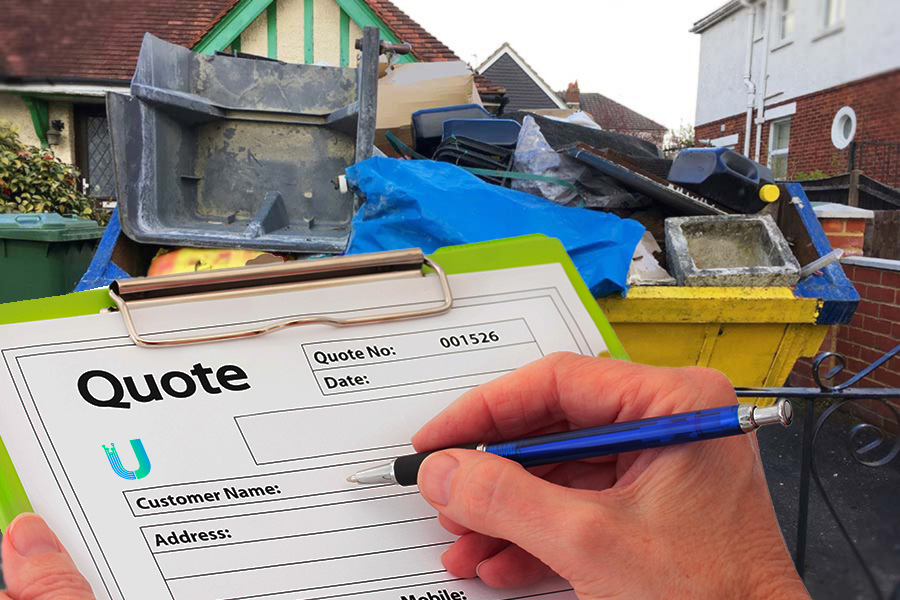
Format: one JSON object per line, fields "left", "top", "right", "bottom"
{"left": 695, "top": 0, "right": 900, "bottom": 125}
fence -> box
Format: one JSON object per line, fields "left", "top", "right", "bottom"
{"left": 738, "top": 343, "right": 900, "bottom": 599}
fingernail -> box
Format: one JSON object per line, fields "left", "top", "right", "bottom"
{"left": 475, "top": 559, "right": 488, "bottom": 579}
{"left": 8, "top": 513, "right": 60, "bottom": 557}
{"left": 419, "top": 452, "right": 459, "bottom": 506}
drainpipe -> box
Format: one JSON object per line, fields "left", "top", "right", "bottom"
{"left": 739, "top": 0, "right": 756, "bottom": 157}
{"left": 755, "top": 0, "right": 774, "bottom": 162}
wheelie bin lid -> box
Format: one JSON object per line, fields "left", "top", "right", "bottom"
{"left": 0, "top": 214, "right": 104, "bottom": 242}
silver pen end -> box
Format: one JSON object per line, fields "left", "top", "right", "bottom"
{"left": 752, "top": 399, "right": 793, "bottom": 428}
{"left": 347, "top": 461, "right": 396, "bottom": 485}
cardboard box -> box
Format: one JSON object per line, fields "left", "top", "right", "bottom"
{"left": 376, "top": 61, "right": 482, "bottom": 154}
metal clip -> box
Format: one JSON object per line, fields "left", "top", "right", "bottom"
{"left": 108, "top": 249, "right": 453, "bottom": 348}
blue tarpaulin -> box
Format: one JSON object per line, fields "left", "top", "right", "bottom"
{"left": 345, "top": 158, "right": 645, "bottom": 297}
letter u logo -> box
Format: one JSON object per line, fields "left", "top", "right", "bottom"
{"left": 102, "top": 439, "right": 151, "bottom": 480}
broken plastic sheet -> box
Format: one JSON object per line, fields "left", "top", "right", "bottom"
{"left": 344, "top": 157, "right": 646, "bottom": 297}
{"left": 511, "top": 116, "right": 586, "bottom": 205}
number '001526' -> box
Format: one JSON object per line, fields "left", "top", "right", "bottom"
{"left": 439, "top": 331, "right": 499, "bottom": 348}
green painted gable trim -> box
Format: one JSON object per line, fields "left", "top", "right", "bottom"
{"left": 231, "top": 34, "right": 242, "bottom": 52}
{"left": 303, "top": 0, "right": 314, "bottom": 63}
{"left": 267, "top": 2, "right": 277, "bottom": 58}
{"left": 194, "top": 0, "right": 275, "bottom": 54}
{"left": 339, "top": 9, "right": 350, "bottom": 67}
{"left": 334, "top": 0, "right": 416, "bottom": 64}
{"left": 20, "top": 96, "right": 49, "bottom": 148}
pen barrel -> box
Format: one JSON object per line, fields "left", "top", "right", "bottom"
{"left": 484, "top": 405, "right": 743, "bottom": 468}
{"left": 393, "top": 442, "right": 480, "bottom": 486}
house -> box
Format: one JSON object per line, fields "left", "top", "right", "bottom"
{"left": 691, "top": 0, "right": 900, "bottom": 184}
{"left": 477, "top": 43, "right": 666, "bottom": 145}
{"left": 560, "top": 82, "right": 667, "bottom": 146}
{"left": 0, "top": 0, "right": 503, "bottom": 199}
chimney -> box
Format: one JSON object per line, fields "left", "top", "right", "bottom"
{"left": 565, "top": 81, "right": 580, "bottom": 107}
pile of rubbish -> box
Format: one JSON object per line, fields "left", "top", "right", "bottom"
{"left": 81, "top": 28, "right": 834, "bottom": 299}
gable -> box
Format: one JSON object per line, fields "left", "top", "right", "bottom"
{"left": 482, "top": 54, "right": 561, "bottom": 112}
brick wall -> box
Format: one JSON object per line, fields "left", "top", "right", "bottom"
{"left": 790, "top": 259, "right": 900, "bottom": 432}
{"left": 819, "top": 217, "right": 867, "bottom": 256}
{"left": 695, "top": 69, "right": 900, "bottom": 183}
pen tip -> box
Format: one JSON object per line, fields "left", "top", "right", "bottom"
{"left": 346, "top": 474, "right": 357, "bottom": 483}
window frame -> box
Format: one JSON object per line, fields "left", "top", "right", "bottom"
{"left": 823, "top": 0, "right": 846, "bottom": 30}
{"left": 754, "top": 1, "right": 768, "bottom": 41}
{"left": 768, "top": 118, "right": 791, "bottom": 179}
{"left": 776, "top": 0, "right": 795, "bottom": 43}
{"left": 814, "top": 0, "right": 846, "bottom": 40}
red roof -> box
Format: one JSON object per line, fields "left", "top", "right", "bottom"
{"left": 360, "top": 0, "right": 503, "bottom": 95}
{"left": 0, "top": 0, "right": 503, "bottom": 96}
{"left": 0, "top": 0, "right": 237, "bottom": 83}
{"left": 577, "top": 92, "right": 667, "bottom": 134}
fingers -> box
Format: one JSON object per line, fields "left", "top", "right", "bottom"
{"left": 475, "top": 544, "right": 554, "bottom": 588}
{"left": 441, "top": 533, "right": 508, "bottom": 578}
{"left": 418, "top": 449, "right": 609, "bottom": 577}
{"left": 1, "top": 513, "right": 95, "bottom": 600}
{"left": 437, "top": 513, "right": 470, "bottom": 536}
{"left": 412, "top": 353, "right": 737, "bottom": 453}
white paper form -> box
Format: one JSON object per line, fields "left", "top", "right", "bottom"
{"left": 0, "top": 263, "right": 608, "bottom": 600}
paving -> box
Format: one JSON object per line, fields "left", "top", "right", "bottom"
{"left": 759, "top": 399, "right": 900, "bottom": 599}
{"left": 1, "top": 400, "right": 897, "bottom": 597}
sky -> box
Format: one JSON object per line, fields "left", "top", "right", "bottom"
{"left": 390, "top": 0, "right": 727, "bottom": 131}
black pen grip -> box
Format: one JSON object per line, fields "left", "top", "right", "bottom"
{"left": 394, "top": 443, "right": 481, "bottom": 486}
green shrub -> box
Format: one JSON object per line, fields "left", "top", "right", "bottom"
{"left": 0, "top": 120, "right": 107, "bottom": 224}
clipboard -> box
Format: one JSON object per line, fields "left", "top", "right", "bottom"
{"left": 0, "top": 233, "right": 627, "bottom": 530}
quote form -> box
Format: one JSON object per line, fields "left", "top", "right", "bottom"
{"left": 0, "top": 263, "right": 609, "bottom": 600}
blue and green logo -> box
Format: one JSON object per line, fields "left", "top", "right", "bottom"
{"left": 102, "top": 439, "right": 151, "bottom": 480}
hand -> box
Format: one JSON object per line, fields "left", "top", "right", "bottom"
{"left": 1, "top": 513, "right": 94, "bottom": 600}
{"left": 412, "top": 352, "right": 810, "bottom": 599}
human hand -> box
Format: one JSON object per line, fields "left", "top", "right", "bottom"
{"left": 1, "top": 513, "right": 94, "bottom": 600}
{"left": 412, "top": 352, "right": 810, "bottom": 599}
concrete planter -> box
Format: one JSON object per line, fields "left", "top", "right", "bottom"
{"left": 665, "top": 214, "right": 801, "bottom": 287}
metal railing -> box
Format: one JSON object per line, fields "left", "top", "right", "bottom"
{"left": 849, "top": 141, "right": 900, "bottom": 188}
{"left": 737, "top": 343, "right": 900, "bottom": 599}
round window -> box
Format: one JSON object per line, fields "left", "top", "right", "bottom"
{"left": 831, "top": 106, "right": 857, "bottom": 150}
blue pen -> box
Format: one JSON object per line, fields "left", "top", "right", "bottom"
{"left": 347, "top": 400, "right": 792, "bottom": 486}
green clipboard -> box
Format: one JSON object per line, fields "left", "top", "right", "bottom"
{"left": 0, "top": 234, "right": 627, "bottom": 530}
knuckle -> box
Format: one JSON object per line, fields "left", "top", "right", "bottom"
{"left": 681, "top": 367, "right": 736, "bottom": 408}
{"left": 456, "top": 457, "right": 508, "bottom": 523}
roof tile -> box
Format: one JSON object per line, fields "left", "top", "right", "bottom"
{"left": 0, "top": 0, "right": 503, "bottom": 96}
{"left": 571, "top": 92, "right": 667, "bottom": 135}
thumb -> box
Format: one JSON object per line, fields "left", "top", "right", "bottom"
{"left": 1, "top": 513, "right": 95, "bottom": 600}
{"left": 418, "top": 450, "right": 609, "bottom": 574}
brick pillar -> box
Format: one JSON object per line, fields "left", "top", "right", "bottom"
{"left": 565, "top": 81, "right": 580, "bottom": 108}
{"left": 812, "top": 203, "right": 874, "bottom": 256}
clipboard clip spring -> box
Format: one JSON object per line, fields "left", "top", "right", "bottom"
{"left": 108, "top": 249, "right": 453, "bottom": 348}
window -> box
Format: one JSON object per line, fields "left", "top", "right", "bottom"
{"left": 824, "top": 0, "right": 845, "bottom": 28}
{"left": 74, "top": 104, "right": 116, "bottom": 199}
{"left": 754, "top": 2, "right": 767, "bottom": 39}
{"left": 777, "top": 0, "right": 795, "bottom": 40}
{"left": 768, "top": 119, "right": 791, "bottom": 179}
{"left": 831, "top": 106, "right": 856, "bottom": 149}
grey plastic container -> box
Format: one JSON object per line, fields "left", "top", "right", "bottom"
{"left": 107, "top": 30, "right": 380, "bottom": 253}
